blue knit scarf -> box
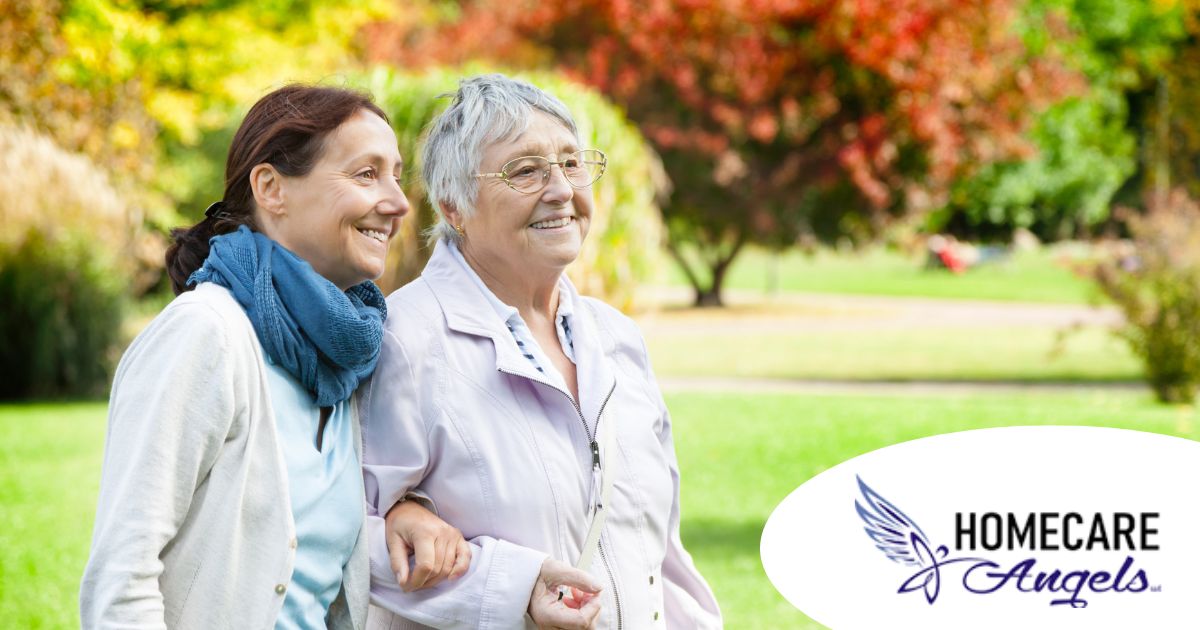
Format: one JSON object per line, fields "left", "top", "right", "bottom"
{"left": 188, "top": 225, "right": 387, "bottom": 407}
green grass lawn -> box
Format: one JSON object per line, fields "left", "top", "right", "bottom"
{"left": 648, "top": 325, "right": 1141, "bottom": 382}
{"left": 0, "top": 403, "right": 106, "bottom": 629}
{"left": 3, "top": 391, "right": 1195, "bottom": 628}
{"left": 667, "top": 246, "right": 1097, "bottom": 304}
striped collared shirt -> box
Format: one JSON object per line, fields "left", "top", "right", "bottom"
{"left": 446, "top": 241, "right": 576, "bottom": 389}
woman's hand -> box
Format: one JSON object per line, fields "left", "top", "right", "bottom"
{"left": 384, "top": 500, "right": 472, "bottom": 591}
{"left": 528, "top": 558, "right": 603, "bottom": 629}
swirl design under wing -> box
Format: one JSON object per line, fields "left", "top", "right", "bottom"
{"left": 854, "top": 476, "right": 933, "bottom": 567}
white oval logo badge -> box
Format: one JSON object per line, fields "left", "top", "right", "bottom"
{"left": 760, "top": 426, "right": 1200, "bottom": 629}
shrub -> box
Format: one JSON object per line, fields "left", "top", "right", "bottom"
{"left": 359, "top": 66, "right": 666, "bottom": 311}
{"left": 1092, "top": 190, "right": 1200, "bottom": 403}
{"left": 0, "top": 231, "right": 127, "bottom": 399}
{"left": 0, "top": 125, "right": 135, "bottom": 399}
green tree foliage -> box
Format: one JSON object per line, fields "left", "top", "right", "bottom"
{"left": 60, "top": 0, "right": 391, "bottom": 220}
{"left": 936, "top": 0, "right": 1187, "bottom": 240}
{"left": 937, "top": 94, "right": 1136, "bottom": 240}
{"left": 359, "top": 66, "right": 666, "bottom": 310}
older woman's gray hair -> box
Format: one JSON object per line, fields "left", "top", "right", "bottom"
{"left": 422, "top": 74, "right": 580, "bottom": 245}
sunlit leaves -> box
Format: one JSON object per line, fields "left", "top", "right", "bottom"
{"left": 364, "top": 0, "right": 1079, "bottom": 303}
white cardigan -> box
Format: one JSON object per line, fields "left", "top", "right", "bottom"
{"left": 80, "top": 282, "right": 368, "bottom": 629}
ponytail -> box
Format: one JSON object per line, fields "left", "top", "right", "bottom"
{"left": 165, "top": 210, "right": 252, "bottom": 295}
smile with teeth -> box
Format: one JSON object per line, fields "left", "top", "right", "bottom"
{"left": 530, "top": 216, "right": 574, "bottom": 229}
{"left": 357, "top": 227, "right": 388, "bottom": 243}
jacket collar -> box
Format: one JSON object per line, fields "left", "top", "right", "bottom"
{"left": 421, "top": 239, "right": 522, "bottom": 365}
{"left": 420, "top": 239, "right": 617, "bottom": 423}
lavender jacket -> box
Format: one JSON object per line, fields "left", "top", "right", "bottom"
{"left": 360, "top": 240, "right": 722, "bottom": 629}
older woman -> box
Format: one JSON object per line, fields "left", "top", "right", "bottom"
{"left": 80, "top": 85, "right": 468, "bottom": 629}
{"left": 362, "top": 75, "right": 722, "bottom": 629}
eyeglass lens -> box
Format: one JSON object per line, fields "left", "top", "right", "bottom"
{"left": 504, "top": 150, "right": 605, "bottom": 192}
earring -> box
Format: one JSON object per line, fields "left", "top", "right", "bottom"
{"left": 454, "top": 224, "right": 465, "bottom": 237}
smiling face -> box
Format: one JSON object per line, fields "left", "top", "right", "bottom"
{"left": 459, "top": 111, "right": 593, "bottom": 281}
{"left": 263, "top": 110, "right": 409, "bottom": 290}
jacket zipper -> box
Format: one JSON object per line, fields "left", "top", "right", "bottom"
{"left": 597, "top": 537, "right": 624, "bottom": 629}
{"left": 589, "top": 385, "right": 622, "bottom": 630}
{"left": 498, "top": 368, "right": 623, "bottom": 628}
{"left": 497, "top": 367, "right": 614, "bottom": 475}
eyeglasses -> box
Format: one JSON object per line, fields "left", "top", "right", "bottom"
{"left": 475, "top": 149, "right": 607, "bottom": 194}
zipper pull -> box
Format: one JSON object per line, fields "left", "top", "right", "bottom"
{"left": 591, "top": 439, "right": 601, "bottom": 469}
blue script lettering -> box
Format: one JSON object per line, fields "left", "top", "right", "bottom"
{"left": 960, "top": 556, "right": 1148, "bottom": 608}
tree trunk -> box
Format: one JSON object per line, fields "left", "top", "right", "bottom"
{"left": 692, "top": 248, "right": 735, "bottom": 307}
{"left": 1153, "top": 75, "right": 1171, "bottom": 208}
{"left": 667, "top": 232, "right": 745, "bottom": 308}
{"left": 693, "top": 287, "right": 724, "bottom": 308}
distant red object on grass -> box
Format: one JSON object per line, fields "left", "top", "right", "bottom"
{"left": 926, "top": 235, "right": 1009, "bottom": 274}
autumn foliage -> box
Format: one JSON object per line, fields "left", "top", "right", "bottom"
{"left": 373, "top": 0, "right": 1083, "bottom": 304}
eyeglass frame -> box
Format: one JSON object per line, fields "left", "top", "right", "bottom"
{"left": 474, "top": 149, "right": 607, "bottom": 194}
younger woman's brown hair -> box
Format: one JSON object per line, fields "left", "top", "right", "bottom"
{"left": 165, "top": 85, "right": 389, "bottom": 294}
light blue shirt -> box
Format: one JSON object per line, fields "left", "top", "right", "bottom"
{"left": 263, "top": 348, "right": 363, "bottom": 629}
{"left": 448, "top": 241, "right": 576, "bottom": 386}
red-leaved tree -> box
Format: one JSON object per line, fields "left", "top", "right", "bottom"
{"left": 366, "top": 0, "right": 1082, "bottom": 306}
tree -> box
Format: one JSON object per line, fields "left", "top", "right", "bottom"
{"left": 3, "top": 0, "right": 392, "bottom": 248}
{"left": 934, "top": 0, "right": 1188, "bottom": 241}
{"left": 58, "top": 0, "right": 391, "bottom": 219}
{"left": 1, "top": 0, "right": 157, "bottom": 188}
{"left": 365, "top": 0, "right": 1079, "bottom": 305}
{"left": 1138, "top": 0, "right": 1200, "bottom": 206}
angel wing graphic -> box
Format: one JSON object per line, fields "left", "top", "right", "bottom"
{"left": 855, "top": 476, "right": 949, "bottom": 604}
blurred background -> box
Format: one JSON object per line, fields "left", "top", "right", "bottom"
{"left": 4, "top": 0, "right": 1200, "bottom": 627}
